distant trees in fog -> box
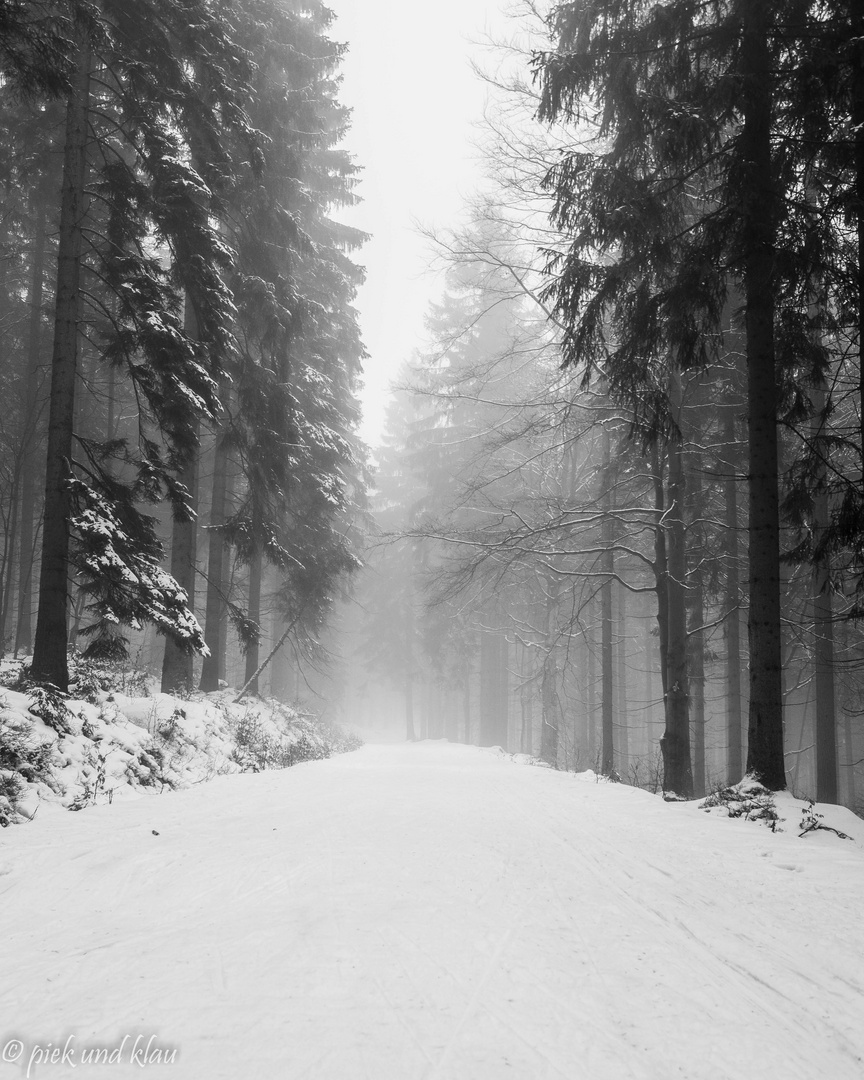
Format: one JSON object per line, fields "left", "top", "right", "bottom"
{"left": 357, "top": 0, "right": 863, "bottom": 807}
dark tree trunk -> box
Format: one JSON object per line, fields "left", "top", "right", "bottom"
{"left": 643, "top": 616, "right": 655, "bottom": 763}
{"left": 812, "top": 379, "right": 838, "bottom": 802}
{"left": 243, "top": 544, "right": 263, "bottom": 695}
{"left": 601, "top": 569, "right": 614, "bottom": 774}
{"left": 586, "top": 603, "right": 597, "bottom": 764}
{"left": 687, "top": 450, "right": 707, "bottom": 798}
{"left": 722, "top": 402, "right": 744, "bottom": 782}
{"left": 689, "top": 570, "right": 707, "bottom": 800}
{"left": 31, "top": 42, "right": 91, "bottom": 691}
{"left": 15, "top": 205, "right": 48, "bottom": 657}
{"left": 161, "top": 444, "right": 198, "bottom": 692}
{"left": 601, "top": 428, "right": 615, "bottom": 774}
{"left": 741, "top": 7, "right": 785, "bottom": 790}
{"left": 199, "top": 431, "right": 230, "bottom": 691}
{"left": 661, "top": 373, "right": 693, "bottom": 797}
{"left": 14, "top": 472, "right": 39, "bottom": 657}
{"left": 0, "top": 477, "right": 21, "bottom": 653}
{"left": 615, "top": 576, "right": 628, "bottom": 773}
{"left": 651, "top": 443, "right": 670, "bottom": 698}
{"left": 161, "top": 300, "right": 201, "bottom": 693}
{"left": 853, "top": 9, "right": 864, "bottom": 470}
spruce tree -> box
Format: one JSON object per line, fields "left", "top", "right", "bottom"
{"left": 29, "top": 0, "right": 251, "bottom": 689}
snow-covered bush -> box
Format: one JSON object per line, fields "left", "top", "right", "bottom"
{"left": 26, "top": 685, "right": 73, "bottom": 734}
{"left": 0, "top": 663, "right": 363, "bottom": 826}
{"left": 0, "top": 704, "right": 57, "bottom": 824}
{"left": 699, "top": 777, "right": 781, "bottom": 830}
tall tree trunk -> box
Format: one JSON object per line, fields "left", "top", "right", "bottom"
{"left": 812, "top": 379, "right": 838, "bottom": 802}
{"left": 661, "top": 371, "right": 693, "bottom": 797}
{"left": 15, "top": 205, "right": 48, "bottom": 657}
{"left": 601, "top": 428, "right": 615, "bottom": 774}
{"left": 651, "top": 443, "right": 670, "bottom": 697}
{"left": 689, "top": 569, "right": 707, "bottom": 799}
{"left": 31, "top": 41, "right": 91, "bottom": 691}
{"left": 687, "top": 450, "right": 706, "bottom": 798}
{"left": 199, "top": 430, "right": 230, "bottom": 691}
{"left": 161, "top": 299, "right": 201, "bottom": 693}
{"left": 643, "top": 616, "right": 654, "bottom": 764}
{"left": 843, "top": 710, "right": 857, "bottom": 809}
{"left": 615, "top": 576, "right": 628, "bottom": 773}
{"left": 0, "top": 479, "right": 21, "bottom": 653}
{"left": 243, "top": 544, "right": 263, "bottom": 695}
{"left": 540, "top": 576, "right": 560, "bottom": 765}
{"left": 741, "top": 6, "right": 785, "bottom": 790}
{"left": 853, "top": 8, "right": 864, "bottom": 475}
{"left": 722, "top": 403, "right": 744, "bottom": 782}
{"left": 15, "top": 474, "right": 39, "bottom": 657}
{"left": 520, "top": 641, "right": 533, "bottom": 755}
{"left": 586, "top": 607, "right": 597, "bottom": 765}
{"left": 160, "top": 443, "right": 199, "bottom": 692}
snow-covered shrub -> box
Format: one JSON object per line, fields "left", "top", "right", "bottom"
{"left": 0, "top": 711, "right": 53, "bottom": 782}
{"left": 0, "top": 706, "right": 56, "bottom": 824}
{"left": 700, "top": 777, "right": 781, "bottom": 830}
{"left": 230, "top": 706, "right": 327, "bottom": 772}
{"left": 0, "top": 770, "right": 27, "bottom": 824}
{"left": 26, "top": 685, "right": 73, "bottom": 735}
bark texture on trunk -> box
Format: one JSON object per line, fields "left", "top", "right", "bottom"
{"left": 812, "top": 380, "right": 838, "bottom": 802}
{"left": 15, "top": 205, "right": 48, "bottom": 657}
{"left": 161, "top": 299, "right": 201, "bottom": 693}
{"left": 615, "top": 575, "right": 628, "bottom": 773}
{"left": 601, "top": 428, "right": 615, "bottom": 774}
{"left": 31, "top": 42, "right": 91, "bottom": 691}
{"left": 161, "top": 445, "right": 199, "bottom": 692}
{"left": 741, "top": 7, "right": 785, "bottom": 790}
{"left": 661, "top": 400, "right": 693, "bottom": 798}
{"left": 722, "top": 403, "right": 744, "bottom": 782}
{"left": 199, "top": 432, "right": 230, "bottom": 691}
{"left": 243, "top": 544, "right": 263, "bottom": 695}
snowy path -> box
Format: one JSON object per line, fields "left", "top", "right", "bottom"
{"left": 2, "top": 742, "right": 863, "bottom": 1080}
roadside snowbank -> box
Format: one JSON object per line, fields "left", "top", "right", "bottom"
{"left": 0, "top": 658, "right": 360, "bottom": 825}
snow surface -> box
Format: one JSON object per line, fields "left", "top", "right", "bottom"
{"left": 2, "top": 741, "right": 864, "bottom": 1080}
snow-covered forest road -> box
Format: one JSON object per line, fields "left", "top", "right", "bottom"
{"left": 2, "top": 742, "right": 863, "bottom": 1080}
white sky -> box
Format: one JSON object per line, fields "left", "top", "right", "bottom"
{"left": 327, "top": 1, "right": 509, "bottom": 446}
